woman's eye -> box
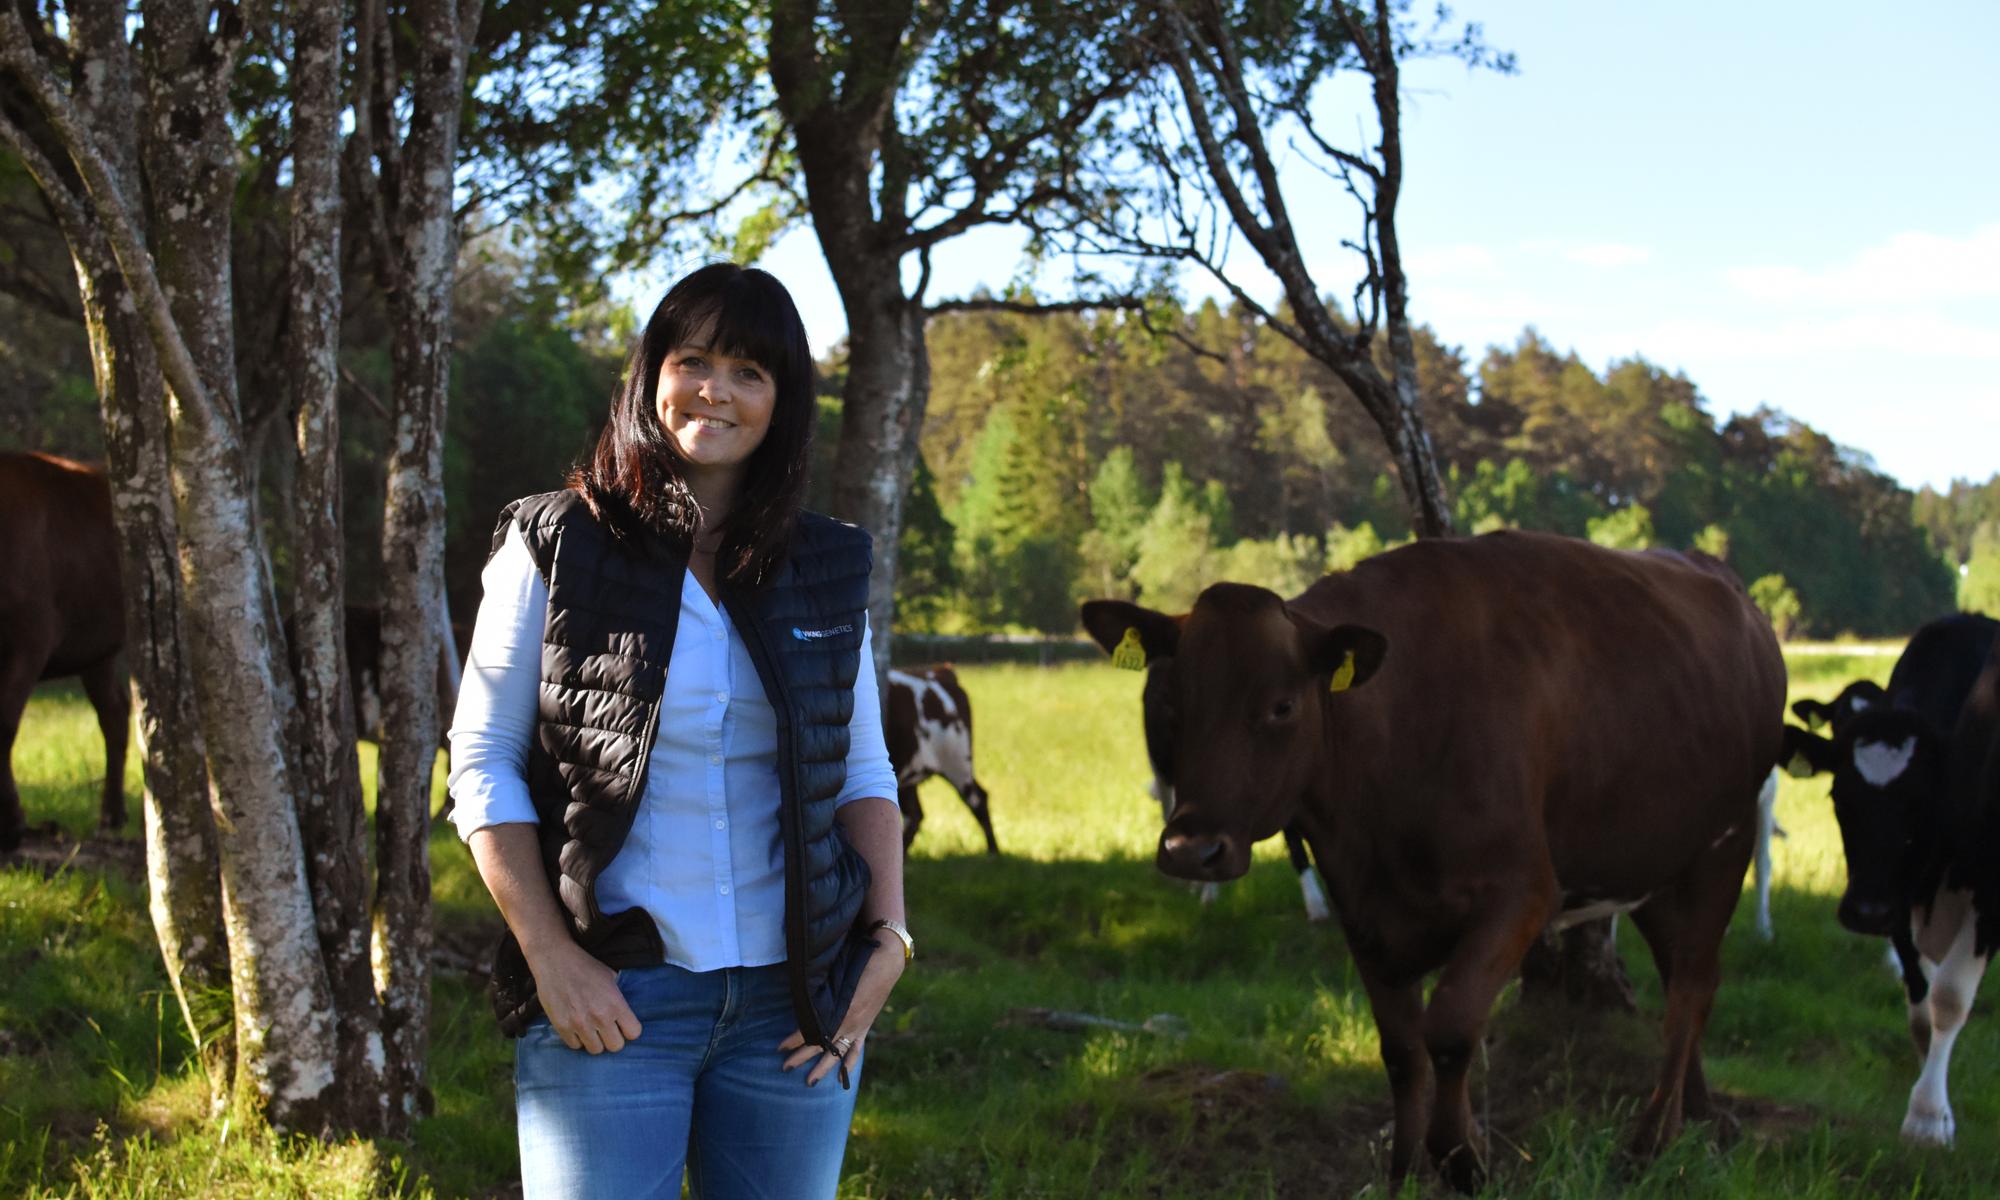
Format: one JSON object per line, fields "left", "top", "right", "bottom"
{"left": 677, "top": 355, "right": 707, "bottom": 371}
{"left": 737, "top": 366, "right": 767, "bottom": 383}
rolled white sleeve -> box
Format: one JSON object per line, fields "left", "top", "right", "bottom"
{"left": 836, "top": 618, "right": 901, "bottom": 808}
{"left": 446, "top": 523, "right": 545, "bottom": 838}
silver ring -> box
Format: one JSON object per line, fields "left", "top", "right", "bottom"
{"left": 832, "top": 1035, "right": 854, "bottom": 1056}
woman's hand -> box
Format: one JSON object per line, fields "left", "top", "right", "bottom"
{"left": 528, "top": 939, "right": 643, "bottom": 1054}
{"left": 778, "top": 943, "right": 907, "bottom": 1086}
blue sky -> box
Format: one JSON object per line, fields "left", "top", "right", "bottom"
{"left": 685, "top": 1, "right": 1998, "bottom": 491}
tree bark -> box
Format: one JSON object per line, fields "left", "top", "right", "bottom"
{"left": 2, "top": 1, "right": 347, "bottom": 1128}
{"left": 56, "top": 0, "right": 233, "bottom": 1092}
{"left": 365, "top": 0, "right": 483, "bottom": 1123}
{"left": 768, "top": 0, "right": 926, "bottom": 686}
{"left": 286, "top": 0, "right": 388, "bottom": 1130}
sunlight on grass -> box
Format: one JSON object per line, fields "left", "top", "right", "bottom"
{"left": 15, "top": 637, "right": 2000, "bottom": 1197}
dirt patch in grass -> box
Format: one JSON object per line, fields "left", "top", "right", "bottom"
{"left": 2, "top": 826, "right": 143, "bottom": 882}
{"left": 1070, "top": 1063, "right": 1390, "bottom": 1196}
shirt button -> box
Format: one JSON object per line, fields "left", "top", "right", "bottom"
{"left": 718, "top": 884, "right": 730, "bottom": 896}
{"left": 714, "top": 818, "right": 726, "bottom": 830}
{"left": 709, "top": 753, "right": 721, "bottom": 765}
{"left": 715, "top": 691, "right": 728, "bottom": 703}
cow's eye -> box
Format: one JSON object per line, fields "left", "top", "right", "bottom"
{"left": 1270, "top": 698, "right": 1296, "bottom": 722}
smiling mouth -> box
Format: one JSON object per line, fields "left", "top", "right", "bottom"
{"left": 686, "top": 414, "right": 734, "bottom": 430}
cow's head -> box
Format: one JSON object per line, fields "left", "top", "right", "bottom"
{"left": 1082, "top": 587, "right": 1386, "bottom": 883}
{"left": 1782, "top": 710, "right": 1943, "bottom": 936}
{"left": 1791, "top": 679, "right": 1889, "bottom": 734}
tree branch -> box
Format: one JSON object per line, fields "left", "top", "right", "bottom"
{"left": 0, "top": 9, "right": 228, "bottom": 437}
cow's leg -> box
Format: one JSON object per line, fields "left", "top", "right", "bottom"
{"left": 899, "top": 782, "right": 925, "bottom": 853}
{"left": 1752, "top": 770, "right": 1777, "bottom": 940}
{"left": 1355, "top": 956, "right": 1430, "bottom": 1186}
{"left": 1629, "top": 851, "right": 1744, "bottom": 1155}
{"left": 1902, "top": 917, "right": 1987, "bottom": 1146}
{"left": 0, "top": 645, "right": 45, "bottom": 852}
{"left": 1891, "top": 925, "right": 1933, "bottom": 1062}
{"left": 1626, "top": 897, "right": 1721, "bottom": 1128}
{"left": 1423, "top": 882, "right": 1556, "bottom": 1193}
{"left": 77, "top": 655, "right": 130, "bottom": 834}
{"left": 952, "top": 779, "right": 998, "bottom": 855}
{"left": 1283, "top": 825, "right": 1329, "bottom": 922}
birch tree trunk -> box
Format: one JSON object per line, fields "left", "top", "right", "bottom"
{"left": 39, "top": 0, "right": 231, "bottom": 1093}
{"left": 362, "top": 0, "right": 484, "bottom": 1121}
{"left": 0, "top": 2, "right": 346, "bottom": 1128}
{"left": 286, "top": 0, "right": 388, "bottom": 1128}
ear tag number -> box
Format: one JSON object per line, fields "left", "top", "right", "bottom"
{"left": 1112, "top": 627, "right": 1147, "bottom": 671}
{"left": 1329, "top": 650, "right": 1357, "bottom": 693}
{"left": 1784, "top": 751, "right": 1815, "bottom": 779}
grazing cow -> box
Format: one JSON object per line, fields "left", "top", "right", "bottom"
{"left": 886, "top": 665, "right": 996, "bottom": 853}
{"left": 1083, "top": 531, "right": 1785, "bottom": 1191}
{"left": 1780, "top": 612, "right": 2000, "bottom": 1145}
{"left": 0, "top": 453, "right": 128, "bottom": 851}
{"left": 1142, "top": 660, "right": 1330, "bottom": 922}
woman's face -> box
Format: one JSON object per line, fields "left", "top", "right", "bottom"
{"left": 654, "top": 333, "right": 777, "bottom": 485}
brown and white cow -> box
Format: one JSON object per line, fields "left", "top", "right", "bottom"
{"left": 886, "top": 664, "right": 996, "bottom": 854}
{"left": 1083, "top": 530, "right": 1785, "bottom": 1191}
{"left": 0, "top": 453, "right": 128, "bottom": 851}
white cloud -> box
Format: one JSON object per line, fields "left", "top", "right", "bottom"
{"left": 1624, "top": 311, "right": 2000, "bottom": 362}
{"left": 1726, "top": 224, "right": 2000, "bottom": 305}
{"left": 1562, "top": 243, "right": 1653, "bottom": 268}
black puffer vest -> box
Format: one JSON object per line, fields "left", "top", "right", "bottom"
{"left": 478, "top": 489, "right": 878, "bottom": 1053}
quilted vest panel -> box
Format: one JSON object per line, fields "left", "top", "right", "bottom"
{"left": 479, "top": 489, "right": 877, "bottom": 1048}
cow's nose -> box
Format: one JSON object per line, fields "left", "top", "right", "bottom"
{"left": 1838, "top": 895, "right": 1896, "bottom": 936}
{"left": 1158, "top": 829, "right": 1233, "bottom": 880}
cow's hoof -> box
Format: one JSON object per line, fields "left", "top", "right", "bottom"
{"left": 1901, "top": 1106, "right": 1954, "bottom": 1147}
{"left": 0, "top": 827, "right": 19, "bottom": 854}
{"left": 1434, "top": 1142, "right": 1487, "bottom": 1194}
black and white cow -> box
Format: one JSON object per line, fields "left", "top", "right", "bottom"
{"left": 1142, "top": 660, "right": 1330, "bottom": 922}
{"left": 886, "top": 665, "right": 997, "bottom": 854}
{"left": 1782, "top": 611, "right": 2000, "bottom": 1145}
{"left": 1791, "top": 678, "right": 1888, "bottom": 734}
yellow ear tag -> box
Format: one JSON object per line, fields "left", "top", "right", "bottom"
{"left": 1329, "top": 649, "right": 1357, "bottom": 693}
{"left": 1784, "top": 751, "right": 1815, "bottom": 779}
{"left": 1111, "top": 627, "right": 1148, "bottom": 671}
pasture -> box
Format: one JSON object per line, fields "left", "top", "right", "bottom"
{"left": 3, "top": 646, "right": 1998, "bottom": 1197}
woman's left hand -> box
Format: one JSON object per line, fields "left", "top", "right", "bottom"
{"left": 778, "top": 940, "right": 907, "bottom": 1086}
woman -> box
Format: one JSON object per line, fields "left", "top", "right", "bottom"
{"left": 447, "top": 262, "right": 908, "bottom": 1199}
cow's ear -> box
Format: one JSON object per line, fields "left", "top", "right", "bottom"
{"left": 1791, "top": 698, "right": 1832, "bottom": 732}
{"left": 1298, "top": 619, "right": 1387, "bottom": 694}
{"left": 1080, "top": 600, "right": 1180, "bottom": 670}
{"left": 1781, "top": 725, "right": 1835, "bottom": 778}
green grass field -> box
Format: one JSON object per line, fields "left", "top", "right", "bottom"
{"left": 5, "top": 644, "right": 1998, "bottom": 1197}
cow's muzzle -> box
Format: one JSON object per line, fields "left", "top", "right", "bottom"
{"left": 1837, "top": 893, "right": 1899, "bottom": 937}
{"left": 1157, "top": 827, "right": 1248, "bottom": 882}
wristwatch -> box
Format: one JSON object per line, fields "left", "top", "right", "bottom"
{"left": 869, "top": 918, "right": 914, "bottom": 962}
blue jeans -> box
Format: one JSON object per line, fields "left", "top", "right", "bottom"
{"left": 515, "top": 962, "right": 862, "bottom": 1199}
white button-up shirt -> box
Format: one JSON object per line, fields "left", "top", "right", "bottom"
{"left": 447, "top": 524, "right": 898, "bottom": 971}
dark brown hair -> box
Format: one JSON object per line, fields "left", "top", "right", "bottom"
{"left": 571, "top": 263, "right": 816, "bottom": 586}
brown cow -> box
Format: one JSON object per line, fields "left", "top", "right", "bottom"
{"left": 1083, "top": 530, "right": 1785, "bottom": 1191}
{"left": 886, "top": 664, "right": 996, "bottom": 853}
{"left": 0, "top": 453, "right": 128, "bottom": 851}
